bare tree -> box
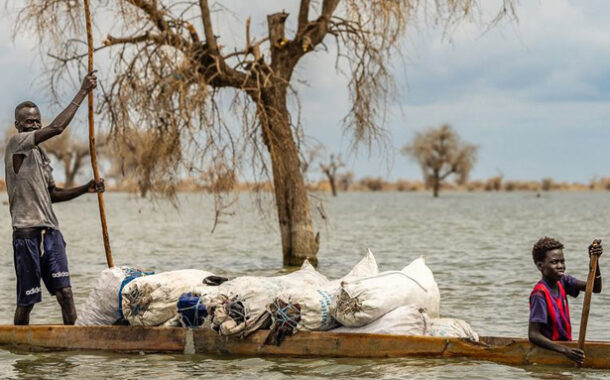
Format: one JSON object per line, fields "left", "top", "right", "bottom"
{"left": 320, "top": 153, "right": 344, "bottom": 196}
{"left": 337, "top": 171, "right": 354, "bottom": 191}
{"left": 359, "top": 176, "right": 385, "bottom": 191}
{"left": 484, "top": 175, "right": 503, "bottom": 191}
{"left": 40, "top": 130, "right": 97, "bottom": 187}
{"left": 541, "top": 177, "right": 555, "bottom": 191}
{"left": 105, "top": 128, "right": 180, "bottom": 198}
{"left": 14, "top": 1, "right": 514, "bottom": 265}
{"left": 300, "top": 144, "right": 324, "bottom": 182}
{"left": 402, "top": 124, "right": 478, "bottom": 197}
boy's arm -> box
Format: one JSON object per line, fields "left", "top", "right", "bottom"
{"left": 574, "top": 266, "right": 602, "bottom": 293}
{"left": 528, "top": 322, "right": 584, "bottom": 364}
{"left": 575, "top": 243, "right": 603, "bottom": 293}
{"left": 49, "top": 179, "right": 104, "bottom": 203}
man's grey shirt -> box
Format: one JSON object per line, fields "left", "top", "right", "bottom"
{"left": 4, "top": 131, "right": 59, "bottom": 229}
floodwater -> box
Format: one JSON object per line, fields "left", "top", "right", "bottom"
{"left": 0, "top": 191, "right": 609, "bottom": 379}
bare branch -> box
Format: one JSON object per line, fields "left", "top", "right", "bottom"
{"left": 105, "top": 33, "right": 153, "bottom": 46}
{"left": 267, "top": 11, "right": 289, "bottom": 69}
{"left": 199, "top": 0, "right": 218, "bottom": 52}
{"left": 308, "top": 0, "right": 340, "bottom": 45}
{"left": 126, "top": 0, "right": 170, "bottom": 32}
{"left": 184, "top": 21, "right": 201, "bottom": 43}
{"left": 297, "top": 0, "right": 311, "bottom": 34}
{"left": 124, "top": 0, "right": 192, "bottom": 51}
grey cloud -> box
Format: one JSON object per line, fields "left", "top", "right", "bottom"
{"left": 2, "top": 1, "right": 610, "bottom": 183}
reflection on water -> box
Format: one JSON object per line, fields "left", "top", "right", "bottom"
{"left": 3, "top": 350, "right": 610, "bottom": 380}
{"left": 0, "top": 192, "right": 609, "bottom": 379}
{"left": 9, "top": 351, "right": 76, "bottom": 379}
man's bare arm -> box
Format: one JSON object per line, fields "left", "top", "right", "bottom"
{"left": 34, "top": 72, "right": 97, "bottom": 145}
{"left": 49, "top": 179, "right": 104, "bottom": 203}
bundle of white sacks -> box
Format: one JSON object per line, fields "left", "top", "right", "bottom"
{"left": 76, "top": 268, "right": 215, "bottom": 326}
{"left": 75, "top": 250, "right": 478, "bottom": 341}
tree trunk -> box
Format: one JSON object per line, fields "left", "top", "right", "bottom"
{"left": 433, "top": 173, "right": 440, "bottom": 198}
{"left": 138, "top": 180, "right": 148, "bottom": 198}
{"left": 257, "top": 86, "right": 319, "bottom": 266}
{"left": 65, "top": 173, "right": 76, "bottom": 188}
{"left": 64, "top": 156, "right": 75, "bottom": 188}
{"left": 329, "top": 175, "right": 337, "bottom": 197}
{"left": 65, "top": 153, "right": 84, "bottom": 188}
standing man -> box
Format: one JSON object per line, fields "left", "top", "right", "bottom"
{"left": 5, "top": 71, "right": 103, "bottom": 325}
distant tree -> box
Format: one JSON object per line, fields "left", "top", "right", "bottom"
{"left": 396, "top": 179, "right": 422, "bottom": 192}
{"left": 105, "top": 128, "right": 180, "bottom": 198}
{"left": 337, "top": 171, "right": 354, "bottom": 191}
{"left": 402, "top": 124, "right": 478, "bottom": 197}
{"left": 320, "top": 154, "right": 345, "bottom": 196}
{"left": 360, "top": 177, "right": 385, "bottom": 191}
{"left": 484, "top": 175, "right": 503, "bottom": 191}
{"left": 40, "top": 130, "right": 107, "bottom": 188}
{"left": 300, "top": 144, "right": 324, "bottom": 183}
{"left": 541, "top": 177, "right": 554, "bottom": 191}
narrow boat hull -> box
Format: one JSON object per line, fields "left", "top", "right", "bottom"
{"left": 0, "top": 325, "right": 607, "bottom": 369}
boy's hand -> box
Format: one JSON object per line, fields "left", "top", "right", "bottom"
{"left": 561, "top": 346, "right": 585, "bottom": 365}
{"left": 87, "top": 178, "right": 105, "bottom": 193}
{"left": 589, "top": 239, "right": 602, "bottom": 257}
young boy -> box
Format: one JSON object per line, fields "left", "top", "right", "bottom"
{"left": 528, "top": 237, "right": 602, "bottom": 365}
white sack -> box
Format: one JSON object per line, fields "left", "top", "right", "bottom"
{"left": 330, "top": 248, "right": 379, "bottom": 287}
{"left": 278, "top": 249, "right": 379, "bottom": 331}
{"left": 334, "top": 305, "right": 430, "bottom": 335}
{"left": 279, "top": 259, "right": 329, "bottom": 287}
{"left": 332, "top": 256, "right": 440, "bottom": 327}
{"left": 427, "top": 318, "right": 479, "bottom": 342}
{"left": 122, "top": 269, "right": 214, "bottom": 326}
{"left": 212, "top": 276, "right": 284, "bottom": 318}
{"left": 197, "top": 259, "right": 329, "bottom": 319}
{"left": 402, "top": 257, "right": 440, "bottom": 318}
{"left": 76, "top": 267, "right": 130, "bottom": 326}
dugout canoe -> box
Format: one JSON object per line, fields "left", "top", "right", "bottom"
{"left": 0, "top": 325, "right": 608, "bottom": 369}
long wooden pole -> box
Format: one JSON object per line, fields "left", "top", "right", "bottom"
{"left": 578, "top": 240, "right": 600, "bottom": 354}
{"left": 84, "top": 0, "right": 114, "bottom": 268}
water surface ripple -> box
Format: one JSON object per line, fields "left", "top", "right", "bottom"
{"left": 0, "top": 192, "right": 609, "bottom": 379}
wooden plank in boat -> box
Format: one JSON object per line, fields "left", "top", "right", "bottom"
{"left": 194, "top": 329, "right": 448, "bottom": 357}
{"left": 194, "top": 329, "right": 610, "bottom": 369}
{"left": 0, "top": 325, "right": 185, "bottom": 352}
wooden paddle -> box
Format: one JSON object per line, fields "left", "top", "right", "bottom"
{"left": 83, "top": 0, "right": 114, "bottom": 268}
{"left": 577, "top": 239, "right": 601, "bottom": 357}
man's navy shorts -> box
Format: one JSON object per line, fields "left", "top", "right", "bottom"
{"left": 12, "top": 229, "right": 71, "bottom": 306}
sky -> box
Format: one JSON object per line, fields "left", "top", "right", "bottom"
{"left": 1, "top": 0, "right": 610, "bottom": 183}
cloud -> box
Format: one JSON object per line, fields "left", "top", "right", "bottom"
{"left": 401, "top": 0, "right": 610, "bottom": 104}
{"left": 1, "top": 1, "right": 609, "bottom": 183}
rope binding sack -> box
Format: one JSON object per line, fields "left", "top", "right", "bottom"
{"left": 265, "top": 298, "right": 302, "bottom": 346}
{"left": 118, "top": 268, "right": 154, "bottom": 320}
